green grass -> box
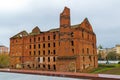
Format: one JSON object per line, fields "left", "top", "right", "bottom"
{"left": 90, "top": 64, "right": 120, "bottom": 75}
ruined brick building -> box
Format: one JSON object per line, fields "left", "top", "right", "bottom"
{"left": 10, "top": 7, "right": 98, "bottom": 72}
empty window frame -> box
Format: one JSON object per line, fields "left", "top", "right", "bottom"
{"left": 38, "top": 50, "right": 40, "bottom": 55}
{"left": 71, "top": 41, "right": 74, "bottom": 46}
{"left": 53, "top": 42, "right": 55, "bottom": 47}
{"left": 34, "top": 44, "right": 36, "bottom": 49}
{"left": 48, "top": 50, "right": 50, "bottom": 55}
{"left": 53, "top": 50, "right": 56, "bottom": 55}
{"left": 43, "top": 50, "right": 45, "bottom": 55}
{"left": 48, "top": 57, "right": 50, "bottom": 62}
{"left": 87, "top": 48, "right": 89, "bottom": 54}
{"left": 43, "top": 43, "right": 45, "bottom": 48}
{"left": 48, "top": 36, "right": 50, "bottom": 40}
{"left": 48, "top": 43, "right": 50, "bottom": 47}
{"left": 53, "top": 34, "right": 56, "bottom": 40}
{"left": 53, "top": 65, "right": 56, "bottom": 70}
{"left": 38, "top": 44, "right": 40, "bottom": 48}
{"left": 53, "top": 57, "right": 55, "bottom": 62}
{"left": 48, "top": 64, "right": 50, "bottom": 70}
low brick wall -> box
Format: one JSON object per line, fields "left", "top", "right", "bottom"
{"left": 0, "top": 69, "right": 120, "bottom": 80}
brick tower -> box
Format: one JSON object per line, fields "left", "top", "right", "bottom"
{"left": 57, "top": 7, "right": 76, "bottom": 72}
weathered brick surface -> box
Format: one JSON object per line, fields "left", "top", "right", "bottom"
{"left": 10, "top": 7, "right": 97, "bottom": 72}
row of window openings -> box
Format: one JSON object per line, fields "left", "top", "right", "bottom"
{"left": 30, "top": 41, "right": 74, "bottom": 49}
{"left": 82, "top": 48, "right": 90, "bottom": 54}
{"left": 38, "top": 57, "right": 56, "bottom": 62}
{"left": 29, "top": 50, "right": 56, "bottom": 55}
{"left": 82, "top": 32, "right": 94, "bottom": 40}
{"left": 30, "top": 35, "right": 56, "bottom": 43}
{"left": 30, "top": 43, "right": 56, "bottom": 49}
{"left": 27, "top": 64, "right": 56, "bottom": 70}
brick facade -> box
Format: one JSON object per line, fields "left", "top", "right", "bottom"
{"left": 10, "top": 7, "right": 98, "bottom": 72}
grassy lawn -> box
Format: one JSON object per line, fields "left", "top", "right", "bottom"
{"left": 90, "top": 64, "right": 120, "bottom": 75}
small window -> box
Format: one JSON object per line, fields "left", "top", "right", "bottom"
{"left": 43, "top": 50, "right": 45, "bottom": 55}
{"left": 53, "top": 42, "right": 55, "bottom": 47}
{"left": 43, "top": 64, "right": 45, "bottom": 68}
{"left": 89, "top": 56, "right": 92, "bottom": 61}
{"left": 29, "top": 45, "right": 31, "bottom": 49}
{"left": 48, "top": 36, "right": 50, "bottom": 40}
{"left": 33, "top": 64, "right": 34, "bottom": 68}
{"left": 48, "top": 57, "right": 50, "bottom": 62}
{"left": 48, "top": 43, "right": 50, "bottom": 47}
{"left": 53, "top": 65, "right": 56, "bottom": 70}
{"left": 53, "top": 35, "right": 56, "bottom": 40}
{"left": 71, "top": 32, "right": 74, "bottom": 37}
{"left": 38, "top": 64, "right": 40, "bottom": 68}
{"left": 48, "top": 65, "right": 50, "bottom": 70}
{"left": 71, "top": 41, "right": 74, "bottom": 46}
{"left": 34, "top": 44, "right": 36, "bottom": 49}
{"left": 72, "top": 49, "right": 74, "bottom": 53}
{"left": 38, "top": 37, "right": 40, "bottom": 41}
{"left": 53, "top": 57, "right": 55, "bottom": 62}
{"left": 43, "top": 57, "right": 45, "bottom": 62}
{"left": 53, "top": 50, "right": 56, "bottom": 55}
{"left": 38, "top": 51, "right": 40, "bottom": 55}
{"left": 27, "top": 65, "right": 31, "bottom": 68}
{"left": 48, "top": 50, "right": 50, "bottom": 55}
{"left": 43, "top": 43, "right": 45, "bottom": 48}
{"left": 38, "top": 57, "right": 40, "bottom": 62}
{"left": 29, "top": 51, "right": 31, "bottom": 55}
{"left": 38, "top": 44, "right": 40, "bottom": 48}
{"left": 30, "top": 38, "right": 32, "bottom": 42}
{"left": 87, "top": 48, "right": 89, "bottom": 54}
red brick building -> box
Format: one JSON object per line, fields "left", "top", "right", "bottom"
{"left": 10, "top": 7, "right": 97, "bottom": 72}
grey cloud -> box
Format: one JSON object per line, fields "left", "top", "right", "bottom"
{"left": 0, "top": 0, "right": 120, "bottom": 48}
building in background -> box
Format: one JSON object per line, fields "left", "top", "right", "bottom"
{"left": 97, "top": 44, "right": 120, "bottom": 60}
{"left": 115, "top": 44, "right": 120, "bottom": 54}
{"left": 0, "top": 45, "right": 9, "bottom": 54}
{"left": 10, "top": 7, "right": 97, "bottom": 72}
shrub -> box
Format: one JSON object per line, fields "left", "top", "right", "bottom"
{"left": 118, "top": 62, "right": 120, "bottom": 64}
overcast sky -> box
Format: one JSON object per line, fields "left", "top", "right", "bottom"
{"left": 0, "top": 0, "right": 120, "bottom": 48}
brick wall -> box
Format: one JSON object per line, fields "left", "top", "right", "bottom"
{"left": 10, "top": 7, "right": 97, "bottom": 72}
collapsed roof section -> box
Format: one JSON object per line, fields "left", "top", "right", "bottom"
{"left": 11, "top": 18, "right": 94, "bottom": 39}
{"left": 11, "top": 30, "right": 28, "bottom": 38}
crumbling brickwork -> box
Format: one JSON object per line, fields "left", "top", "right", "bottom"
{"left": 10, "top": 7, "right": 98, "bottom": 72}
